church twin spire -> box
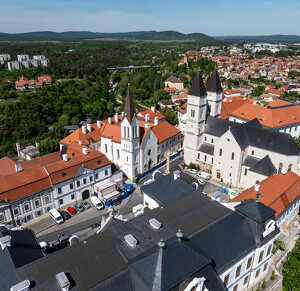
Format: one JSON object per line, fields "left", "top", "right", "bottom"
{"left": 124, "top": 84, "right": 136, "bottom": 124}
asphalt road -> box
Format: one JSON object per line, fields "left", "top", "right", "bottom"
{"left": 37, "top": 188, "right": 143, "bottom": 243}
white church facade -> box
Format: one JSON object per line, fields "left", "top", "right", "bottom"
{"left": 60, "top": 86, "right": 181, "bottom": 179}
{"left": 184, "top": 69, "right": 300, "bottom": 189}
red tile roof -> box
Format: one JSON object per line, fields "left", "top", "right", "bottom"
{"left": 232, "top": 172, "right": 300, "bottom": 218}
{"left": 220, "top": 97, "right": 254, "bottom": 119}
{"left": 0, "top": 157, "right": 16, "bottom": 178}
{"left": 21, "top": 151, "right": 62, "bottom": 169}
{"left": 138, "top": 109, "right": 165, "bottom": 122}
{"left": 0, "top": 165, "right": 52, "bottom": 202}
{"left": 151, "top": 121, "right": 181, "bottom": 144}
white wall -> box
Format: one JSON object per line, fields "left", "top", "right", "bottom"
{"left": 143, "top": 193, "right": 159, "bottom": 210}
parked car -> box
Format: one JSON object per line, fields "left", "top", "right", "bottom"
{"left": 198, "top": 171, "right": 212, "bottom": 180}
{"left": 80, "top": 200, "right": 91, "bottom": 209}
{"left": 74, "top": 203, "right": 84, "bottom": 212}
{"left": 39, "top": 241, "right": 53, "bottom": 250}
{"left": 198, "top": 179, "right": 206, "bottom": 186}
{"left": 58, "top": 234, "right": 70, "bottom": 244}
{"left": 67, "top": 207, "right": 77, "bottom": 215}
{"left": 188, "top": 168, "right": 198, "bottom": 175}
{"left": 60, "top": 211, "right": 71, "bottom": 220}
{"left": 91, "top": 196, "right": 105, "bottom": 210}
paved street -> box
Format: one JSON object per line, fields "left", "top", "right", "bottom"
{"left": 29, "top": 187, "right": 143, "bottom": 243}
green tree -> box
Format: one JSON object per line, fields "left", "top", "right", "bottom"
{"left": 38, "top": 137, "right": 59, "bottom": 156}
{"left": 282, "top": 238, "right": 300, "bottom": 290}
{"left": 160, "top": 107, "right": 178, "bottom": 125}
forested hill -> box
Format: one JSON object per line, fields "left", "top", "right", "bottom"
{"left": 0, "top": 30, "right": 215, "bottom": 42}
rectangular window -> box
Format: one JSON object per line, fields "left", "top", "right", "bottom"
{"left": 258, "top": 250, "right": 264, "bottom": 263}
{"left": 77, "top": 181, "right": 80, "bottom": 187}
{"left": 246, "top": 256, "right": 253, "bottom": 269}
{"left": 70, "top": 183, "right": 74, "bottom": 190}
{"left": 263, "top": 262, "right": 268, "bottom": 272}
{"left": 59, "top": 198, "right": 63, "bottom": 205}
{"left": 212, "top": 157, "right": 214, "bottom": 164}
{"left": 26, "top": 214, "right": 32, "bottom": 222}
{"left": 191, "top": 109, "right": 195, "bottom": 118}
{"left": 117, "top": 149, "right": 120, "bottom": 160}
{"left": 235, "top": 265, "right": 242, "bottom": 278}
{"left": 0, "top": 212, "right": 5, "bottom": 222}
{"left": 71, "top": 194, "right": 75, "bottom": 200}
{"left": 46, "top": 206, "right": 51, "bottom": 212}
{"left": 197, "top": 153, "right": 200, "bottom": 160}
{"left": 105, "top": 144, "right": 108, "bottom": 153}
{"left": 13, "top": 207, "right": 19, "bottom": 216}
{"left": 83, "top": 178, "right": 87, "bottom": 184}
{"left": 35, "top": 210, "right": 43, "bottom": 217}
{"left": 243, "top": 275, "right": 249, "bottom": 286}
{"left": 44, "top": 195, "right": 50, "bottom": 204}
{"left": 211, "top": 139, "right": 214, "bottom": 143}
{"left": 252, "top": 150, "right": 254, "bottom": 155}
{"left": 58, "top": 187, "right": 62, "bottom": 194}
{"left": 24, "top": 202, "right": 30, "bottom": 212}
{"left": 34, "top": 198, "right": 40, "bottom": 208}
{"left": 233, "top": 284, "right": 238, "bottom": 291}
{"left": 105, "top": 169, "right": 108, "bottom": 176}
{"left": 255, "top": 269, "right": 260, "bottom": 278}
{"left": 95, "top": 173, "right": 99, "bottom": 180}
{"left": 224, "top": 273, "right": 230, "bottom": 287}
{"left": 244, "top": 168, "right": 247, "bottom": 176}
{"left": 89, "top": 176, "right": 93, "bottom": 182}
{"left": 219, "top": 149, "right": 222, "bottom": 156}
{"left": 267, "top": 244, "right": 272, "bottom": 256}
{"left": 204, "top": 136, "right": 207, "bottom": 141}
{"left": 231, "top": 152, "right": 234, "bottom": 160}
{"left": 204, "top": 155, "right": 207, "bottom": 162}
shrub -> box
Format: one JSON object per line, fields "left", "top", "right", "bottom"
{"left": 188, "top": 162, "right": 200, "bottom": 171}
{"left": 262, "top": 278, "right": 266, "bottom": 288}
{"left": 271, "top": 269, "right": 275, "bottom": 280}
{"left": 256, "top": 282, "right": 261, "bottom": 291}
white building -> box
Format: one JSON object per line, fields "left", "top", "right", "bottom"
{"left": 17, "top": 54, "right": 29, "bottom": 62}
{"left": 60, "top": 87, "right": 182, "bottom": 179}
{"left": 0, "top": 143, "right": 120, "bottom": 226}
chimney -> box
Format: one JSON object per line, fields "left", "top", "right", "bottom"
{"left": 114, "top": 113, "right": 119, "bottom": 123}
{"left": 78, "top": 140, "right": 82, "bottom": 145}
{"left": 81, "top": 125, "right": 87, "bottom": 135}
{"left": 82, "top": 148, "right": 88, "bottom": 155}
{"left": 62, "top": 154, "right": 68, "bottom": 162}
{"left": 10, "top": 280, "right": 31, "bottom": 291}
{"left": 55, "top": 272, "right": 71, "bottom": 291}
{"left": 145, "top": 114, "right": 150, "bottom": 122}
{"left": 0, "top": 235, "right": 11, "bottom": 251}
{"left": 121, "top": 111, "right": 124, "bottom": 117}
{"left": 16, "top": 142, "right": 21, "bottom": 157}
{"left": 282, "top": 168, "right": 287, "bottom": 175}
{"left": 173, "top": 170, "right": 181, "bottom": 180}
{"left": 35, "top": 141, "right": 39, "bottom": 149}
{"left": 97, "top": 120, "right": 101, "bottom": 129}
{"left": 154, "top": 116, "right": 159, "bottom": 125}
{"left": 145, "top": 123, "right": 150, "bottom": 129}
{"left": 15, "top": 163, "right": 22, "bottom": 173}
{"left": 151, "top": 106, "right": 155, "bottom": 113}
{"left": 108, "top": 117, "right": 112, "bottom": 124}
{"left": 87, "top": 124, "right": 92, "bottom": 132}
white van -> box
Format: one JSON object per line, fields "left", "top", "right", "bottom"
{"left": 91, "top": 196, "right": 105, "bottom": 210}
{"left": 197, "top": 171, "right": 212, "bottom": 180}
{"left": 49, "top": 209, "right": 64, "bottom": 224}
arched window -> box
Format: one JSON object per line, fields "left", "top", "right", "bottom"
{"left": 288, "top": 164, "right": 292, "bottom": 172}
{"left": 127, "top": 127, "right": 129, "bottom": 139}
{"left": 278, "top": 163, "right": 283, "bottom": 174}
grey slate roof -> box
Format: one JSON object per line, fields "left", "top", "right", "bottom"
{"left": 235, "top": 199, "right": 276, "bottom": 224}
{"left": 249, "top": 155, "right": 277, "bottom": 176}
{"left": 189, "top": 71, "right": 207, "bottom": 97}
{"left": 141, "top": 173, "right": 195, "bottom": 206}
{"left": 205, "top": 116, "right": 237, "bottom": 137}
{"left": 206, "top": 116, "right": 300, "bottom": 156}
{"left": 124, "top": 86, "right": 136, "bottom": 123}
{"left": 206, "top": 68, "right": 223, "bottom": 93}
{"left": 199, "top": 142, "right": 215, "bottom": 155}
{"left": 9, "top": 179, "right": 278, "bottom": 291}
{"left": 243, "top": 155, "right": 261, "bottom": 167}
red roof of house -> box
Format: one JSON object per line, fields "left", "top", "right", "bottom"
{"left": 266, "top": 88, "right": 284, "bottom": 96}
{"left": 0, "top": 165, "right": 52, "bottom": 202}
{"left": 220, "top": 97, "right": 254, "bottom": 119}
{"left": 21, "top": 151, "right": 62, "bottom": 169}
{"left": 0, "top": 157, "right": 16, "bottom": 178}
{"left": 151, "top": 121, "right": 181, "bottom": 144}
{"left": 137, "top": 109, "right": 165, "bottom": 122}
{"left": 232, "top": 172, "right": 300, "bottom": 218}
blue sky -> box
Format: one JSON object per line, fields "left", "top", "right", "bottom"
{"left": 1, "top": 0, "right": 299, "bottom": 35}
